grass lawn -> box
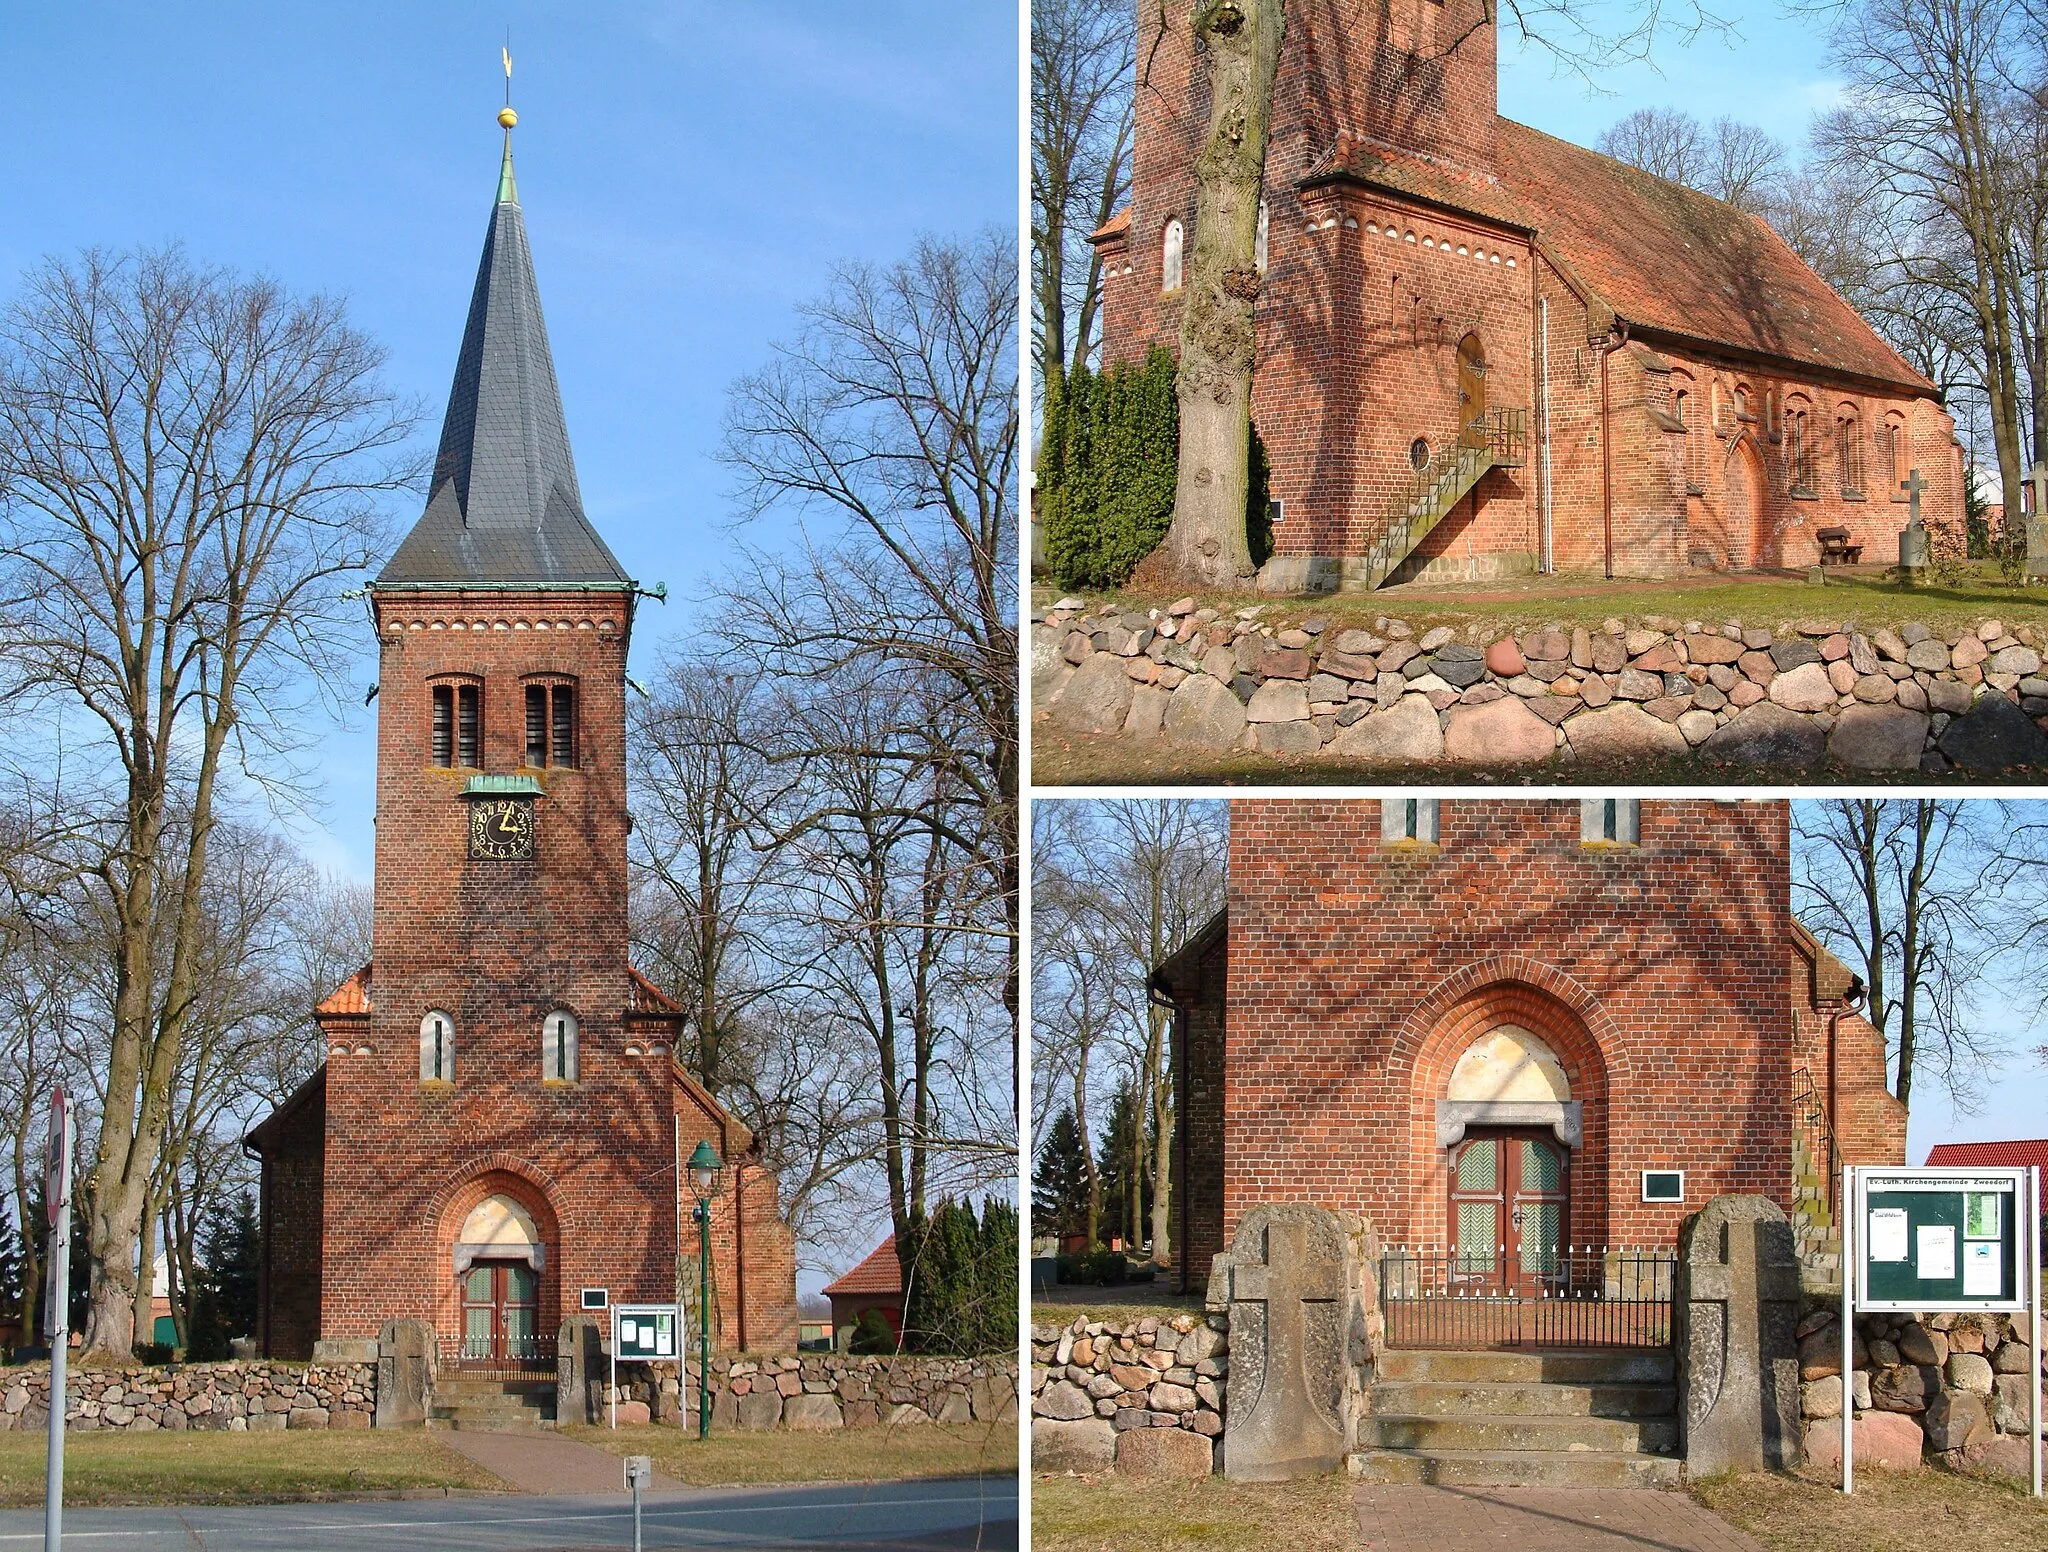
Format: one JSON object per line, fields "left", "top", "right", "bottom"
{"left": 1031, "top": 1470, "right": 1358, "bottom": 1552}
{"left": 1033, "top": 1289, "right": 1208, "bottom": 1326}
{"left": 1692, "top": 1463, "right": 2048, "bottom": 1551}
{"left": 562, "top": 1420, "right": 1015, "bottom": 1487}
{"left": 0, "top": 1428, "right": 505, "bottom": 1507}
{"left": 1038, "top": 565, "right": 2048, "bottom": 640}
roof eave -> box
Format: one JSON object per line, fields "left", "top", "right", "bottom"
{"left": 1621, "top": 321, "right": 1942, "bottom": 402}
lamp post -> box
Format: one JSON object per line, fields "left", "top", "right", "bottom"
{"left": 687, "top": 1140, "right": 725, "bottom": 1440}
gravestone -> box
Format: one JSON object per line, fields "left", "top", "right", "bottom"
{"left": 374, "top": 1318, "right": 435, "bottom": 1429}
{"left": 1897, "top": 469, "right": 1928, "bottom": 585}
{"left": 1204, "top": 1203, "right": 1376, "bottom": 1480}
{"left": 556, "top": 1315, "right": 605, "bottom": 1425}
{"left": 1675, "top": 1195, "right": 1803, "bottom": 1474}
{"left": 2027, "top": 463, "right": 2048, "bottom": 583}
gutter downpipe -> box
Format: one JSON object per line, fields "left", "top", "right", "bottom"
{"left": 1148, "top": 979, "right": 1186, "bottom": 1295}
{"left": 1598, "top": 325, "right": 1630, "bottom": 579}
{"left": 1824, "top": 979, "right": 1868, "bottom": 1221}
{"left": 1539, "top": 297, "right": 1554, "bottom": 574}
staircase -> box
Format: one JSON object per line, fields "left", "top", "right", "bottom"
{"left": 427, "top": 1375, "right": 558, "bottom": 1431}
{"left": 1791, "top": 1066, "right": 1843, "bottom": 1290}
{"left": 1349, "top": 1347, "right": 1681, "bottom": 1488}
{"left": 1343, "top": 410, "right": 1526, "bottom": 592}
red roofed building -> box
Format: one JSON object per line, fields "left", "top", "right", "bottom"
{"left": 1093, "top": 0, "right": 1961, "bottom": 587}
{"left": 823, "top": 1236, "right": 905, "bottom": 1347}
{"left": 1924, "top": 1140, "right": 2048, "bottom": 1172}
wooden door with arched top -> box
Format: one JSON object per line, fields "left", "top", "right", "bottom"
{"left": 1447, "top": 1129, "right": 1569, "bottom": 1292}
{"left": 1457, "top": 332, "right": 1487, "bottom": 446}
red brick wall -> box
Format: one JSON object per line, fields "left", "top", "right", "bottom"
{"left": 1199, "top": 799, "right": 1793, "bottom": 1255}
{"left": 1792, "top": 981, "right": 1907, "bottom": 1170}
{"left": 1095, "top": 6, "right": 1959, "bottom": 580}
{"left": 1171, "top": 929, "right": 1230, "bottom": 1293}
{"left": 257, "top": 1072, "right": 325, "bottom": 1361}
{"left": 311, "top": 589, "right": 793, "bottom": 1355}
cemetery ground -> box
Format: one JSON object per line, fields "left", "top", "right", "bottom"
{"left": 1031, "top": 565, "right": 2048, "bottom": 785}
{"left": 1031, "top": 1462, "right": 2048, "bottom": 1552}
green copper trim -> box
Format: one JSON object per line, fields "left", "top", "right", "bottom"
{"left": 462, "top": 774, "right": 543, "bottom": 798}
{"left": 498, "top": 129, "right": 518, "bottom": 204}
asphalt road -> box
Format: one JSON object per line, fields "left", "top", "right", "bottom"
{"left": 0, "top": 1477, "right": 1018, "bottom": 1551}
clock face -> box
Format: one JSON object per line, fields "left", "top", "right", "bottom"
{"left": 468, "top": 797, "right": 536, "bottom": 861}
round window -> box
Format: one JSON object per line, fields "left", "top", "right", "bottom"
{"left": 1409, "top": 437, "right": 1431, "bottom": 472}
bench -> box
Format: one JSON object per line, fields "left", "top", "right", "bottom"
{"left": 1816, "top": 527, "right": 1863, "bottom": 565}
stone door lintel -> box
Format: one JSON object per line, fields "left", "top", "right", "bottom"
{"left": 1436, "top": 1099, "right": 1582, "bottom": 1150}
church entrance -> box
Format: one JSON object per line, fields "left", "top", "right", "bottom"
{"left": 1725, "top": 437, "right": 1768, "bottom": 568}
{"left": 460, "top": 1260, "right": 541, "bottom": 1367}
{"left": 1447, "top": 1129, "right": 1568, "bottom": 1287}
{"left": 1456, "top": 333, "right": 1488, "bottom": 445}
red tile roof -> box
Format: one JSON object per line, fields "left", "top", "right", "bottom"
{"left": 822, "top": 1235, "right": 902, "bottom": 1298}
{"left": 1491, "top": 121, "right": 1933, "bottom": 393}
{"left": 1923, "top": 1140, "right": 2048, "bottom": 1171}
{"left": 315, "top": 964, "right": 372, "bottom": 1018}
{"left": 629, "top": 967, "right": 683, "bottom": 1018}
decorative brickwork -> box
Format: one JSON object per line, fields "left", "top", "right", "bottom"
{"left": 1092, "top": 0, "right": 1961, "bottom": 584}
{"left": 1157, "top": 800, "right": 1913, "bottom": 1287}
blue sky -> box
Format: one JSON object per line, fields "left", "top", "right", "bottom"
{"left": 1, "top": 1, "right": 1017, "bottom": 884}
{"left": 1501, "top": 2, "right": 1843, "bottom": 153}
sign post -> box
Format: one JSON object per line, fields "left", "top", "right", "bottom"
{"left": 623, "top": 1454, "right": 650, "bottom": 1552}
{"left": 1842, "top": 1164, "right": 2039, "bottom": 1496}
{"left": 43, "top": 1089, "right": 71, "bottom": 1552}
{"left": 608, "top": 1304, "right": 683, "bottom": 1431}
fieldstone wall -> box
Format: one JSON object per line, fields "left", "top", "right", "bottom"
{"left": 1796, "top": 1305, "right": 2044, "bottom": 1477}
{"left": 0, "top": 1359, "right": 374, "bottom": 1432}
{"left": 602, "top": 1352, "right": 1016, "bottom": 1430}
{"left": 1034, "top": 598, "right": 2048, "bottom": 772}
{"left": 1030, "top": 1312, "right": 1228, "bottom": 1478}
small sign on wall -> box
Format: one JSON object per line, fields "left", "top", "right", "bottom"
{"left": 581, "top": 1287, "right": 609, "bottom": 1310}
{"left": 1640, "top": 1170, "right": 1684, "bottom": 1203}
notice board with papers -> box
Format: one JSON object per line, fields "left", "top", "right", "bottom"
{"left": 1855, "top": 1168, "right": 2028, "bottom": 1312}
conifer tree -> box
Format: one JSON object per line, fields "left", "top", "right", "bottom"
{"left": 1032, "top": 1107, "right": 1091, "bottom": 1242}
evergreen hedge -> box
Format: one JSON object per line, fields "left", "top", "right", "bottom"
{"left": 898, "top": 1196, "right": 1019, "bottom": 1356}
{"left": 1041, "top": 347, "right": 1272, "bottom": 590}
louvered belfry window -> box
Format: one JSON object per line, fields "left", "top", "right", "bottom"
{"left": 551, "top": 685, "right": 576, "bottom": 768}
{"left": 525, "top": 685, "right": 548, "bottom": 767}
{"left": 455, "top": 685, "right": 481, "bottom": 768}
{"left": 431, "top": 685, "right": 455, "bottom": 767}
{"left": 523, "top": 682, "right": 577, "bottom": 767}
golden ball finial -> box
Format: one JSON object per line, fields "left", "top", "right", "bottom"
{"left": 498, "top": 106, "right": 518, "bottom": 129}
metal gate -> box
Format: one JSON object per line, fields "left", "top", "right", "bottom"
{"left": 1378, "top": 1245, "right": 1675, "bottom": 1350}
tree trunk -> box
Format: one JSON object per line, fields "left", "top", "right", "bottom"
{"left": 1159, "top": 0, "right": 1284, "bottom": 588}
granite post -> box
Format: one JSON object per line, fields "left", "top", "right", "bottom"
{"left": 1676, "top": 1195, "right": 1804, "bottom": 1473}
{"left": 557, "top": 1315, "right": 605, "bottom": 1426}
{"left": 1205, "top": 1203, "right": 1378, "bottom": 1480}
{"left": 2025, "top": 463, "right": 2048, "bottom": 583}
{"left": 1898, "top": 469, "right": 1929, "bottom": 585}
{"left": 373, "top": 1318, "right": 435, "bottom": 1429}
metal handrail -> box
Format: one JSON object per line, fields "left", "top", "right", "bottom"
{"left": 1359, "top": 409, "right": 1527, "bottom": 589}
{"left": 1792, "top": 1064, "right": 1842, "bottom": 1222}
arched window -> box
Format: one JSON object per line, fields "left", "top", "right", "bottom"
{"left": 523, "top": 679, "right": 578, "bottom": 769}
{"left": 1883, "top": 416, "right": 1905, "bottom": 495}
{"left": 1836, "top": 407, "right": 1863, "bottom": 496}
{"left": 1254, "top": 200, "right": 1270, "bottom": 274}
{"left": 430, "top": 680, "right": 482, "bottom": 769}
{"left": 1161, "top": 218, "right": 1184, "bottom": 292}
{"left": 543, "top": 1010, "right": 579, "bottom": 1082}
{"left": 1787, "top": 403, "right": 1813, "bottom": 491}
{"left": 420, "top": 1010, "right": 455, "bottom": 1082}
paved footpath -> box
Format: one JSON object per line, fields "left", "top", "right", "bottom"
{"left": 1355, "top": 1485, "right": 1764, "bottom": 1552}
{"left": 436, "top": 1428, "right": 686, "bottom": 1494}
{"left": 0, "top": 1476, "right": 1018, "bottom": 1550}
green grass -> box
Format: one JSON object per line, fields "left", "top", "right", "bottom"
{"left": 1031, "top": 1470, "right": 1359, "bottom": 1552}
{"left": 0, "top": 1427, "right": 504, "bottom": 1507}
{"left": 562, "top": 1419, "right": 1014, "bottom": 1487}
{"left": 1039, "top": 564, "right": 2048, "bottom": 640}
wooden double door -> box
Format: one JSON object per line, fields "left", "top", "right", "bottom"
{"left": 460, "top": 1260, "right": 541, "bottom": 1366}
{"left": 1447, "top": 1128, "right": 1569, "bottom": 1288}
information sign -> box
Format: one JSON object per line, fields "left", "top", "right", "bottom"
{"left": 1853, "top": 1168, "right": 2028, "bottom": 1312}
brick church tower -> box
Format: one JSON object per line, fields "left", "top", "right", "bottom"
{"left": 249, "top": 114, "right": 796, "bottom": 1365}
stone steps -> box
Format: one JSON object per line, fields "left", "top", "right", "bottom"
{"left": 427, "top": 1377, "right": 557, "bottom": 1433}
{"left": 1351, "top": 1348, "right": 1679, "bottom": 1489}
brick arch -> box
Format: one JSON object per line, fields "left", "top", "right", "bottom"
{"left": 1388, "top": 960, "right": 1620, "bottom": 1250}
{"left": 425, "top": 1159, "right": 566, "bottom": 1353}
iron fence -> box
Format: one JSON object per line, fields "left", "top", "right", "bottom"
{"left": 1378, "top": 1244, "right": 1675, "bottom": 1350}
{"left": 438, "top": 1333, "right": 557, "bottom": 1374}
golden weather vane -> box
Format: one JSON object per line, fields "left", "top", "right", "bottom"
{"left": 499, "top": 39, "right": 516, "bottom": 129}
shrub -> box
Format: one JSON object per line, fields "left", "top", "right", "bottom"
{"left": 899, "top": 1196, "right": 1019, "bottom": 1356}
{"left": 848, "top": 1308, "right": 897, "bottom": 1355}
{"left": 1042, "top": 347, "right": 1271, "bottom": 589}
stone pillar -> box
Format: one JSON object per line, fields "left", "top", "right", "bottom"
{"left": 1897, "top": 468, "right": 1929, "bottom": 585}
{"left": 2025, "top": 463, "right": 2048, "bottom": 583}
{"left": 556, "top": 1315, "right": 604, "bottom": 1426}
{"left": 1204, "top": 1203, "right": 1379, "bottom": 1480}
{"left": 1675, "top": 1195, "right": 1803, "bottom": 1473}
{"left": 373, "top": 1318, "right": 435, "bottom": 1429}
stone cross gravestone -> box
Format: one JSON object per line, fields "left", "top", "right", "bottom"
{"left": 374, "top": 1318, "right": 435, "bottom": 1429}
{"left": 2027, "top": 463, "right": 2048, "bottom": 582}
{"left": 1676, "top": 1195, "right": 1803, "bottom": 1474}
{"left": 1898, "top": 468, "right": 1929, "bottom": 584}
{"left": 556, "top": 1315, "right": 605, "bottom": 1425}
{"left": 1205, "top": 1203, "right": 1373, "bottom": 1480}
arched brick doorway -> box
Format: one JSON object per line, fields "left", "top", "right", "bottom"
{"left": 1456, "top": 332, "right": 1487, "bottom": 444}
{"left": 434, "top": 1169, "right": 561, "bottom": 1371}
{"left": 1725, "top": 435, "right": 1768, "bottom": 569}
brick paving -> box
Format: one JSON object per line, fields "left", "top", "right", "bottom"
{"left": 1354, "top": 1485, "right": 1765, "bottom": 1552}
{"left": 436, "top": 1428, "right": 683, "bottom": 1496}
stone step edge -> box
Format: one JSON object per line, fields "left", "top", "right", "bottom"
{"left": 1346, "top": 1447, "right": 1684, "bottom": 1482}
{"left": 1364, "top": 1412, "right": 1679, "bottom": 1444}
{"left": 1368, "top": 1380, "right": 1678, "bottom": 1414}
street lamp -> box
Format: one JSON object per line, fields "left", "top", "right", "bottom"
{"left": 687, "top": 1140, "right": 725, "bottom": 1440}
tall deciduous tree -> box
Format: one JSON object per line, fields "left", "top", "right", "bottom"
{"left": 0, "top": 246, "right": 417, "bottom": 1356}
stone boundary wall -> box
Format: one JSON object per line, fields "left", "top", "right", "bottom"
{"left": 1030, "top": 1312, "right": 1228, "bottom": 1478}
{"left": 0, "top": 1360, "right": 374, "bottom": 1432}
{"left": 1796, "top": 1305, "right": 2043, "bottom": 1477}
{"left": 604, "top": 1352, "right": 1017, "bottom": 1430}
{"left": 1033, "top": 599, "right": 2048, "bottom": 772}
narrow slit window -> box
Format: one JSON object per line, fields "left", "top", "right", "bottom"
{"left": 544, "top": 1011, "right": 579, "bottom": 1082}
{"left": 431, "top": 686, "right": 454, "bottom": 767}
{"left": 1380, "top": 797, "right": 1438, "bottom": 846}
{"left": 525, "top": 685, "right": 548, "bottom": 767}
{"left": 456, "top": 685, "right": 481, "bottom": 768}
{"left": 551, "top": 685, "right": 576, "bottom": 769}
{"left": 1580, "top": 798, "right": 1640, "bottom": 845}
{"left": 420, "top": 1010, "right": 454, "bottom": 1083}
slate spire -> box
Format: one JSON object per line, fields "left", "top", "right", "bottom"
{"left": 379, "top": 110, "right": 631, "bottom": 588}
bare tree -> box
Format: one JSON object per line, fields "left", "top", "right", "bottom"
{"left": 1597, "top": 108, "right": 1786, "bottom": 211}
{"left": 1793, "top": 799, "right": 2007, "bottom": 1111}
{"left": 0, "top": 245, "right": 418, "bottom": 1356}
{"left": 1033, "top": 0, "right": 1136, "bottom": 394}
{"left": 1598, "top": 106, "right": 1707, "bottom": 184}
